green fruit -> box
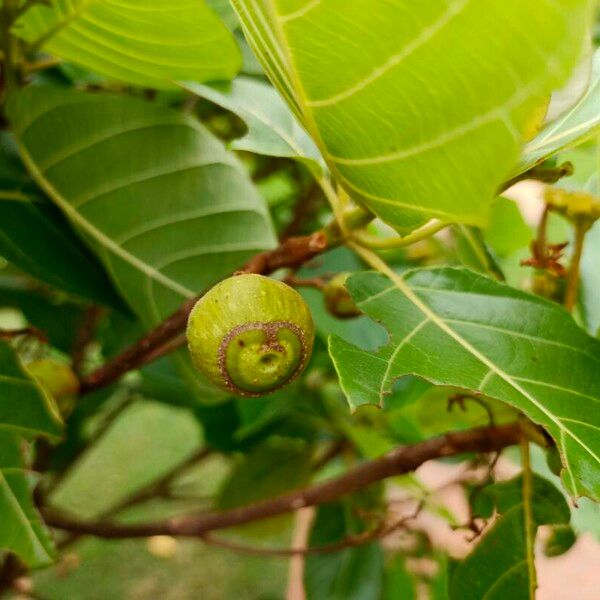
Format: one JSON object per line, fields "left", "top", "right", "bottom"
{"left": 187, "top": 274, "right": 315, "bottom": 397}
{"left": 323, "top": 273, "right": 361, "bottom": 319}
{"left": 27, "top": 359, "right": 80, "bottom": 417}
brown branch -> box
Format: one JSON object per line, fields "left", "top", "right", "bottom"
{"left": 500, "top": 161, "right": 573, "bottom": 193}
{"left": 199, "top": 501, "right": 423, "bottom": 557}
{"left": 563, "top": 222, "right": 587, "bottom": 312}
{"left": 279, "top": 180, "right": 324, "bottom": 241}
{"left": 56, "top": 446, "right": 213, "bottom": 551}
{"left": 43, "top": 422, "right": 523, "bottom": 540}
{"left": 71, "top": 306, "right": 104, "bottom": 375}
{"left": 79, "top": 227, "right": 339, "bottom": 394}
{"left": 0, "top": 327, "right": 47, "bottom": 343}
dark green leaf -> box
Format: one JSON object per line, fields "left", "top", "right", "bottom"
{"left": 543, "top": 523, "right": 577, "bottom": 557}
{"left": 0, "top": 200, "right": 125, "bottom": 308}
{"left": 0, "top": 284, "right": 86, "bottom": 354}
{"left": 329, "top": 268, "right": 600, "bottom": 500}
{"left": 450, "top": 475, "right": 570, "bottom": 600}
{"left": 0, "top": 432, "right": 55, "bottom": 567}
{"left": 383, "top": 555, "right": 416, "bottom": 600}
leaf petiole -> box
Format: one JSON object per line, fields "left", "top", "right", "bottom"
{"left": 351, "top": 219, "right": 449, "bottom": 250}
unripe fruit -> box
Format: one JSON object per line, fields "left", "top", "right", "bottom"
{"left": 26, "top": 359, "right": 80, "bottom": 417}
{"left": 323, "top": 273, "right": 361, "bottom": 319}
{"left": 186, "top": 274, "right": 315, "bottom": 397}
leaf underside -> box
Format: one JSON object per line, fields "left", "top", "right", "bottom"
{"left": 8, "top": 87, "right": 277, "bottom": 400}
{"left": 13, "top": 0, "right": 241, "bottom": 88}
{"left": 233, "top": 0, "right": 593, "bottom": 231}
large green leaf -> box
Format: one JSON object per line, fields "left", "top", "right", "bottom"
{"left": 0, "top": 432, "right": 55, "bottom": 567}
{"left": 519, "top": 49, "right": 600, "bottom": 173}
{"left": 0, "top": 340, "right": 62, "bottom": 439}
{"left": 13, "top": 0, "right": 241, "bottom": 89}
{"left": 7, "top": 86, "right": 277, "bottom": 328}
{"left": 450, "top": 474, "right": 570, "bottom": 600}
{"left": 180, "top": 77, "right": 323, "bottom": 172}
{"left": 232, "top": 0, "right": 593, "bottom": 231}
{"left": 329, "top": 268, "right": 600, "bottom": 500}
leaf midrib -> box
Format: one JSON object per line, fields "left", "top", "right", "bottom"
{"left": 358, "top": 255, "right": 600, "bottom": 476}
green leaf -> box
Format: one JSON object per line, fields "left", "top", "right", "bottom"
{"left": 13, "top": 0, "right": 241, "bottom": 89}
{"left": 217, "top": 437, "right": 313, "bottom": 509}
{"left": 0, "top": 200, "right": 126, "bottom": 309}
{"left": 519, "top": 49, "right": 600, "bottom": 173}
{"left": 304, "top": 502, "right": 384, "bottom": 600}
{"left": 450, "top": 474, "right": 570, "bottom": 600}
{"left": 329, "top": 267, "right": 600, "bottom": 500}
{"left": 180, "top": 77, "right": 323, "bottom": 172}
{"left": 0, "top": 340, "right": 62, "bottom": 439}
{"left": 0, "top": 432, "right": 56, "bottom": 567}
{"left": 233, "top": 0, "right": 593, "bottom": 231}
{"left": 7, "top": 86, "right": 277, "bottom": 328}
{"left": 543, "top": 523, "right": 577, "bottom": 557}
{"left": 383, "top": 555, "right": 416, "bottom": 600}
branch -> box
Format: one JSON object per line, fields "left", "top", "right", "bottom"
{"left": 500, "top": 161, "right": 573, "bottom": 193}
{"left": 563, "top": 221, "right": 587, "bottom": 312}
{"left": 55, "top": 446, "right": 213, "bottom": 550}
{"left": 199, "top": 501, "right": 423, "bottom": 557}
{"left": 43, "top": 423, "right": 523, "bottom": 539}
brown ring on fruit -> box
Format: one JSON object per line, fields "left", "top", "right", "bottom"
{"left": 216, "top": 320, "right": 309, "bottom": 397}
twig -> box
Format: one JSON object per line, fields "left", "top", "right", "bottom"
{"left": 283, "top": 274, "right": 328, "bottom": 290}
{"left": 0, "top": 327, "right": 47, "bottom": 343}
{"left": 70, "top": 306, "right": 103, "bottom": 375}
{"left": 199, "top": 501, "right": 423, "bottom": 557}
{"left": 42, "top": 423, "right": 524, "bottom": 539}
{"left": 279, "top": 180, "right": 323, "bottom": 241}
{"left": 56, "top": 446, "right": 213, "bottom": 550}
{"left": 500, "top": 161, "right": 573, "bottom": 193}
{"left": 563, "top": 222, "right": 587, "bottom": 312}
{"left": 45, "top": 394, "right": 135, "bottom": 495}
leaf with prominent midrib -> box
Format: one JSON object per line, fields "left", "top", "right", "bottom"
{"left": 450, "top": 474, "right": 570, "bottom": 600}
{"left": 8, "top": 87, "right": 277, "bottom": 327}
{"left": 329, "top": 268, "right": 600, "bottom": 500}
{"left": 0, "top": 341, "right": 61, "bottom": 566}
{"left": 518, "top": 48, "right": 600, "bottom": 173}
{"left": 8, "top": 87, "right": 277, "bottom": 399}
{"left": 232, "top": 0, "right": 593, "bottom": 231}
{"left": 0, "top": 432, "right": 56, "bottom": 567}
{"left": 13, "top": 0, "right": 241, "bottom": 89}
